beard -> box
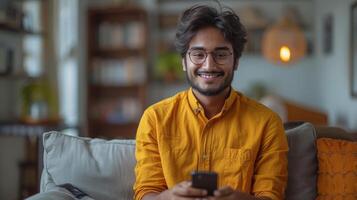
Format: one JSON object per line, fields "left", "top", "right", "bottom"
{"left": 185, "top": 69, "right": 234, "bottom": 96}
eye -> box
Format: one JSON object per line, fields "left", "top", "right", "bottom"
{"left": 191, "top": 50, "right": 206, "bottom": 59}
{"left": 214, "top": 50, "right": 230, "bottom": 58}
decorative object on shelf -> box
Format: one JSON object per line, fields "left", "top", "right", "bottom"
{"left": 0, "top": 45, "right": 13, "bottom": 75}
{"left": 262, "top": 7, "right": 307, "bottom": 65}
{"left": 155, "top": 52, "right": 183, "bottom": 82}
{"left": 246, "top": 81, "right": 267, "bottom": 100}
{"left": 0, "top": 0, "right": 40, "bottom": 34}
{"left": 21, "top": 79, "right": 59, "bottom": 124}
{"left": 351, "top": 1, "right": 357, "bottom": 97}
{"left": 3, "top": 4, "right": 23, "bottom": 28}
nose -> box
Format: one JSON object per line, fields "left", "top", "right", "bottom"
{"left": 202, "top": 53, "right": 215, "bottom": 69}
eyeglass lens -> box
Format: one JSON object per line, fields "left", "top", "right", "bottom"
{"left": 189, "top": 49, "right": 232, "bottom": 65}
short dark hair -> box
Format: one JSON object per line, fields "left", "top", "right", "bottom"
{"left": 175, "top": 4, "right": 247, "bottom": 66}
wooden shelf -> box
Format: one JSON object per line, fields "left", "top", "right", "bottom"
{"left": 88, "top": 5, "right": 147, "bottom": 21}
{"left": 0, "top": 22, "right": 42, "bottom": 35}
{"left": 0, "top": 73, "right": 41, "bottom": 80}
{"left": 89, "top": 84, "right": 145, "bottom": 96}
{"left": 88, "top": 120, "right": 138, "bottom": 139}
{"left": 91, "top": 48, "right": 145, "bottom": 58}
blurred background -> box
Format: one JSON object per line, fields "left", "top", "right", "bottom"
{"left": 0, "top": 0, "right": 356, "bottom": 199}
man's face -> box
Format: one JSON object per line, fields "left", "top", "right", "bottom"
{"left": 183, "top": 26, "right": 236, "bottom": 96}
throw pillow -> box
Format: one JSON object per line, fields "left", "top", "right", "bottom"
{"left": 316, "top": 138, "right": 357, "bottom": 200}
{"left": 284, "top": 122, "right": 318, "bottom": 200}
{"left": 40, "top": 131, "right": 136, "bottom": 200}
{"left": 26, "top": 186, "right": 80, "bottom": 200}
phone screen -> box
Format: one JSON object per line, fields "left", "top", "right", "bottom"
{"left": 191, "top": 171, "right": 217, "bottom": 196}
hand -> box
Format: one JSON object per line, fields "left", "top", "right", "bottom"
{"left": 208, "top": 186, "right": 269, "bottom": 200}
{"left": 142, "top": 181, "right": 208, "bottom": 200}
{"left": 170, "top": 181, "right": 208, "bottom": 199}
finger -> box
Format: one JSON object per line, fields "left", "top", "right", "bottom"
{"left": 176, "top": 197, "right": 207, "bottom": 200}
{"left": 172, "top": 185, "right": 207, "bottom": 197}
{"left": 214, "top": 186, "right": 234, "bottom": 197}
{"left": 182, "top": 181, "right": 192, "bottom": 187}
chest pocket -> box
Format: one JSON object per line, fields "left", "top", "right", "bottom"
{"left": 223, "top": 148, "right": 253, "bottom": 191}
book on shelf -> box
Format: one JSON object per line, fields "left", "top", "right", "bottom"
{"left": 98, "top": 21, "right": 145, "bottom": 49}
{"left": 91, "top": 58, "right": 146, "bottom": 86}
{"left": 91, "top": 97, "right": 142, "bottom": 124}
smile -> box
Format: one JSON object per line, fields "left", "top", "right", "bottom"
{"left": 196, "top": 72, "right": 224, "bottom": 79}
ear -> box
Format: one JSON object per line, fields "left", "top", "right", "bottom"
{"left": 234, "top": 59, "right": 239, "bottom": 71}
{"left": 182, "top": 58, "right": 187, "bottom": 71}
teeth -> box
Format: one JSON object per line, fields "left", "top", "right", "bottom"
{"left": 200, "top": 74, "right": 218, "bottom": 78}
{"left": 197, "top": 72, "right": 222, "bottom": 78}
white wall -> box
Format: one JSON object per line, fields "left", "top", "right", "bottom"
{"left": 233, "top": 0, "right": 357, "bottom": 131}
{"left": 233, "top": 56, "right": 321, "bottom": 108}
{"left": 314, "top": 0, "right": 357, "bottom": 130}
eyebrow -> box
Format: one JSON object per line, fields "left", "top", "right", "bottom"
{"left": 189, "top": 46, "right": 231, "bottom": 51}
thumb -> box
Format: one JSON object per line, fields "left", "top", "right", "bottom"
{"left": 214, "top": 186, "right": 234, "bottom": 197}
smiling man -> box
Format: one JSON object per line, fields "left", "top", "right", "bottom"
{"left": 134, "top": 4, "right": 288, "bottom": 200}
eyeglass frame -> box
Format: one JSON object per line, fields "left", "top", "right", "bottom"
{"left": 187, "top": 48, "right": 233, "bottom": 65}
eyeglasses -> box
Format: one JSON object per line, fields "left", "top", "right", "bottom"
{"left": 188, "top": 49, "right": 233, "bottom": 65}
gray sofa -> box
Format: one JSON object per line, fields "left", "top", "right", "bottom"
{"left": 27, "top": 122, "right": 356, "bottom": 200}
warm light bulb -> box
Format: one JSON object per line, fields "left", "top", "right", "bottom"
{"left": 280, "top": 46, "right": 291, "bottom": 62}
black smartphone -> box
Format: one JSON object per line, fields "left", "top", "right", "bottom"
{"left": 191, "top": 171, "right": 218, "bottom": 196}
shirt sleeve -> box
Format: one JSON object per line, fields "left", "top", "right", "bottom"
{"left": 252, "top": 113, "right": 289, "bottom": 200}
{"left": 133, "top": 108, "right": 167, "bottom": 200}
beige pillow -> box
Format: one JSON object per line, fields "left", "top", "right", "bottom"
{"left": 40, "top": 131, "right": 136, "bottom": 200}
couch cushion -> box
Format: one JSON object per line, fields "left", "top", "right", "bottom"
{"left": 26, "top": 186, "right": 79, "bottom": 200}
{"left": 316, "top": 138, "right": 357, "bottom": 200}
{"left": 284, "top": 122, "right": 317, "bottom": 200}
{"left": 40, "top": 131, "right": 136, "bottom": 200}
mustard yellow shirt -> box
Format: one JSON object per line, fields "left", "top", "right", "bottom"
{"left": 134, "top": 88, "right": 288, "bottom": 200}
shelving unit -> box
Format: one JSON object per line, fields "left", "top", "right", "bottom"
{"left": 87, "top": 5, "right": 148, "bottom": 139}
{"left": 0, "top": 1, "right": 53, "bottom": 198}
{"left": 0, "top": 22, "right": 39, "bottom": 35}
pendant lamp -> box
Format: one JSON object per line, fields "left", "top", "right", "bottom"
{"left": 262, "top": 12, "right": 307, "bottom": 65}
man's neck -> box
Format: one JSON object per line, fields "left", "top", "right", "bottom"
{"left": 193, "top": 87, "right": 231, "bottom": 119}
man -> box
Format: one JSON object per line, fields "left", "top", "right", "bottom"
{"left": 134, "top": 4, "right": 288, "bottom": 200}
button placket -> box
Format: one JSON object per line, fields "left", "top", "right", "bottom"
{"left": 198, "top": 122, "right": 211, "bottom": 171}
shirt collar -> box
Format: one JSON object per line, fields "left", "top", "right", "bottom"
{"left": 187, "top": 87, "right": 238, "bottom": 115}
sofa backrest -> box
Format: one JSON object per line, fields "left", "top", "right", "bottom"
{"left": 35, "top": 123, "right": 354, "bottom": 200}
{"left": 284, "top": 122, "right": 318, "bottom": 200}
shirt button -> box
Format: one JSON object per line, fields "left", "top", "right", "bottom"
{"left": 202, "top": 154, "right": 209, "bottom": 160}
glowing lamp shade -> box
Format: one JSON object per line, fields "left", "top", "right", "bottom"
{"left": 280, "top": 46, "right": 291, "bottom": 62}
{"left": 262, "top": 16, "right": 307, "bottom": 65}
